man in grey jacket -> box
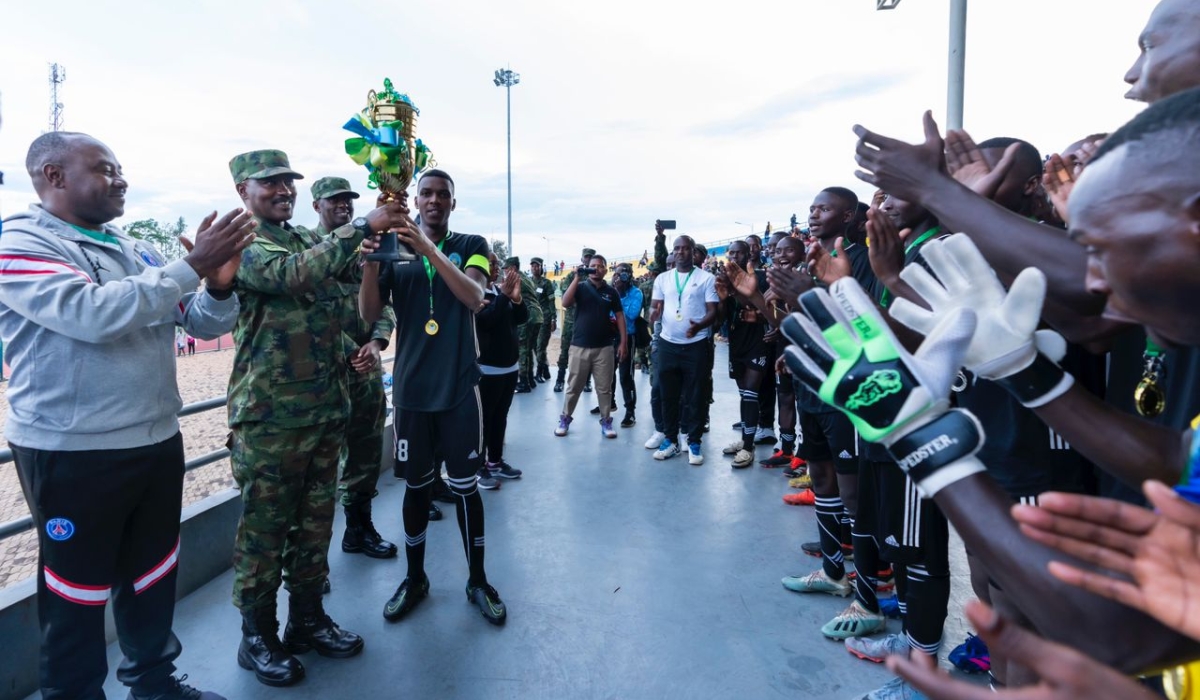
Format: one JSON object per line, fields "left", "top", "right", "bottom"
{"left": 0, "top": 132, "right": 254, "bottom": 700}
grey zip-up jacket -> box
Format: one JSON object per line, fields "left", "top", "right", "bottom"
{"left": 0, "top": 205, "right": 239, "bottom": 451}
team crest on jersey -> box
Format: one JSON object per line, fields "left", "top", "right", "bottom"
{"left": 138, "top": 249, "right": 163, "bottom": 267}
{"left": 449, "top": 252, "right": 462, "bottom": 267}
{"left": 46, "top": 518, "right": 75, "bottom": 541}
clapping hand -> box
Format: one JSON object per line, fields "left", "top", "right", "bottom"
{"left": 181, "top": 209, "right": 257, "bottom": 290}
{"left": 1013, "top": 480, "right": 1200, "bottom": 642}
{"left": 853, "top": 111, "right": 948, "bottom": 201}
{"left": 1043, "top": 138, "right": 1101, "bottom": 225}
{"left": 766, "top": 266, "right": 813, "bottom": 307}
{"left": 889, "top": 600, "right": 1159, "bottom": 700}
{"left": 724, "top": 261, "right": 760, "bottom": 299}
{"left": 805, "top": 237, "right": 851, "bottom": 285}
{"left": 500, "top": 267, "right": 522, "bottom": 303}
{"left": 944, "top": 129, "right": 1020, "bottom": 200}
{"left": 865, "top": 206, "right": 909, "bottom": 285}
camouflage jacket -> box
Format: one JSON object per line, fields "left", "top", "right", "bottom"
{"left": 316, "top": 225, "right": 397, "bottom": 370}
{"left": 558, "top": 270, "right": 577, "bottom": 323}
{"left": 529, "top": 274, "right": 556, "bottom": 322}
{"left": 227, "top": 218, "right": 364, "bottom": 428}
{"left": 519, "top": 273, "right": 543, "bottom": 326}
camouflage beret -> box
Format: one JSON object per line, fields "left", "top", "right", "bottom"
{"left": 310, "top": 176, "right": 359, "bottom": 201}
{"left": 503, "top": 256, "right": 520, "bottom": 268}
{"left": 582, "top": 247, "right": 597, "bottom": 258}
{"left": 530, "top": 257, "right": 544, "bottom": 265}
{"left": 229, "top": 149, "right": 305, "bottom": 184}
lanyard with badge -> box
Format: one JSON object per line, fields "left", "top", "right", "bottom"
{"left": 421, "top": 234, "right": 450, "bottom": 335}
{"left": 673, "top": 268, "right": 694, "bottom": 321}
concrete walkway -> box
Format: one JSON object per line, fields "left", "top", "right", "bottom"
{"left": 52, "top": 343, "right": 979, "bottom": 700}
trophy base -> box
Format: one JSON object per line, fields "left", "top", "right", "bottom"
{"left": 365, "top": 232, "right": 419, "bottom": 262}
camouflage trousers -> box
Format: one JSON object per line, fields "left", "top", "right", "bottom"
{"left": 518, "top": 323, "right": 537, "bottom": 377}
{"left": 338, "top": 371, "right": 386, "bottom": 506}
{"left": 230, "top": 418, "right": 345, "bottom": 611}
{"left": 556, "top": 313, "right": 575, "bottom": 370}
{"left": 536, "top": 320, "right": 553, "bottom": 367}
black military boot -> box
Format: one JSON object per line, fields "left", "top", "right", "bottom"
{"left": 237, "top": 605, "right": 305, "bottom": 687}
{"left": 515, "top": 375, "right": 533, "bottom": 393}
{"left": 537, "top": 362, "right": 550, "bottom": 381}
{"left": 342, "top": 500, "right": 397, "bottom": 559}
{"left": 553, "top": 368, "right": 566, "bottom": 392}
{"left": 282, "top": 594, "right": 364, "bottom": 659}
{"left": 583, "top": 377, "right": 593, "bottom": 392}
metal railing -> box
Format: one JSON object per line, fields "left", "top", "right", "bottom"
{"left": 0, "top": 395, "right": 232, "bottom": 541}
{"left": 0, "top": 354, "right": 394, "bottom": 543}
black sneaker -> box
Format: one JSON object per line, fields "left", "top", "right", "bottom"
{"left": 488, "top": 461, "right": 523, "bottom": 480}
{"left": 383, "top": 576, "right": 430, "bottom": 622}
{"left": 477, "top": 469, "right": 501, "bottom": 490}
{"left": 128, "top": 674, "right": 225, "bottom": 700}
{"left": 620, "top": 412, "right": 636, "bottom": 428}
{"left": 583, "top": 379, "right": 593, "bottom": 393}
{"left": 466, "top": 583, "right": 507, "bottom": 625}
{"left": 429, "top": 503, "right": 443, "bottom": 521}
{"left": 801, "top": 541, "right": 854, "bottom": 561}
{"left": 731, "top": 421, "right": 743, "bottom": 431}
{"left": 590, "top": 405, "right": 601, "bottom": 415}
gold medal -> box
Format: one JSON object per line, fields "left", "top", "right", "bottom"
{"left": 1135, "top": 349, "right": 1166, "bottom": 418}
{"left": 1135, "top": 376, "right": 1165, "bottom": 417}
{"left": 425, "top": 319, "right": 439, "bottom": 336}
{"left": 675, "top": 312, "right": 683, "bottom": 321}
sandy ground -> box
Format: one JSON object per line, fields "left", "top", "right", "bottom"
{"left": 0, "top": 334, "right": 567, "bottom": 589}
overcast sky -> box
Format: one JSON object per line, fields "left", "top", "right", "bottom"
{"left": 1, "top": 0, "right": 1155, "bottom": 264}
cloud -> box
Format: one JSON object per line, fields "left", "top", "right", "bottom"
{"left": 694, "top": 74, "right": 904, "bottom": 137}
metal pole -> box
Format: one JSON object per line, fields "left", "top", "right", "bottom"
{"left": 506, "top": 83, "right": 513, "bottom": 256}
{"left": 947, "top": 0, "right": 967, "bottom": 130}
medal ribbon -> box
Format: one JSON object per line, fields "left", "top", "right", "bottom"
{"left": 421, "top": 234, "right": 450, "bottom": 321}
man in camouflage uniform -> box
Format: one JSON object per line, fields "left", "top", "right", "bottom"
{"left": 509, "top": 256, "right": 543, "bottom": 393}
{"left": 529, "top": 256, "right": 557, "bottom": 382}
{"left": 636, "top": 226, "right": 669, "bottom": 373}
{"left": 310, "top": 177, "right": 399, "bottom": 558}
{"left": 553, "top": 246, "right": 595, "bottom": 392}
{"left": 226, "top": 151, "right": 405, "bottom": 687}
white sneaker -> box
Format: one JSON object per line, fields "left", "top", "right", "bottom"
{"left": 754, "top": 427, "right": 776, "bottom": 445}
{"left": 654, "top": 440, "right": 681, "bottom": 460}
{"left": 644, "top": 431, "right": 667, "bottom": 449}
{"left": 722, "top": 440, "right": 744, "bottom": 455}
{"left": 731, "top": 449, "right": 754, "bottom": 469}
{"left": 688, "top": 443, "right": 704, "bottom": 465}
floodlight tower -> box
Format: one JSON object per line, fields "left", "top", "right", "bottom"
{"left": 493, "top": 68, "right": 520, "bottom": 255}
{"left": 49, "top": 63, "right": 66, "bottom": 131}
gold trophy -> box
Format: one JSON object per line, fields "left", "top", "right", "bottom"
{"left": 343, "top": 78, "right": 434, "bottom": 262}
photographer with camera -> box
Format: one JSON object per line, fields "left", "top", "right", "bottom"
{"left": 555, "top": 254, "right": 627, "bottom": 438}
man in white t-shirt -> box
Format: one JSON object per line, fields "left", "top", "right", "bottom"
{"left": 648, "top": 235, "right": 719, "bottom": 465}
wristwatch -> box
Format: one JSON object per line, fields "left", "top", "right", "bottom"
{"left": 342, "top": 216, "right": 371, "bottom": 239}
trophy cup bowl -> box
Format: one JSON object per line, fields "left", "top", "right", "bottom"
{"left": 365, "top": 90, "right": 419, "bottom": 262}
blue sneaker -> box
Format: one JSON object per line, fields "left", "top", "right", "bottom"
{"left": 653, "top": 440, "right": 680, "bottom": 460}
{"left": 688, "top": 442, "right": 703, "bottom": 465}
{"left": 878, "top": 595, "right": 902, "bottom": 619}
{"left": 860, "top": 677, "right": 928, "bottom": 699}
{"left": 948, "top": 633, "right": 990, "bottom": 674}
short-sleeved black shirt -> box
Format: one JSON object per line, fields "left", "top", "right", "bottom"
{"left": 379, "top": 231, "right": 491, "bottom": 412}
{"left": 727, "top": 270, "right": 769, "bottom": 360}
{"left": 570, "top": 279, "right": 623, "bottom": 348}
